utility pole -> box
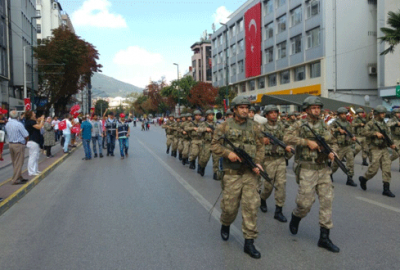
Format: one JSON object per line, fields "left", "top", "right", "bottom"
{"left": 220, "top": 23, "right": 229, "bottom": 109}
{"left": 173, "top": 63, "right": 180, "bottom": 116}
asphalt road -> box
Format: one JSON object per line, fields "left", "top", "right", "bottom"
{"left": 0, "top": 124, "right": 399, "bottom": 270}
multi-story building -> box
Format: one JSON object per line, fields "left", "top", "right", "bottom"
{"left": 0, "top": 0, "right": 10, "bottom": 110}
{"left": 36, "top": 0, "right": 63, "bottom": 40}
{"left": 61, "top": 13, "right": 75, "bottom": 33}
{"left": 211, "top": 0, "right": 400, "bottom": 109}
{"left": 190, "top": 35, "right": 212, "bottom": 83}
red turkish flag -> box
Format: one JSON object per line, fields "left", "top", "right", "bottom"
{"left": 58, "top": 120, "right": 67, "bottom": 131}
{"left": 24, "top": 98, "right": 31, "bottom": 111}
{"left": 245, "top": 3, "right": 262, "bottom": 78}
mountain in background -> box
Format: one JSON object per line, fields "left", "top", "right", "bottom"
{"left": 91, "top": 73, "right": 143, "bottom": 97}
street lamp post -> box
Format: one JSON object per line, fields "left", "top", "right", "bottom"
{"left": 173, "top": 63, "right": 180, "bottom": 116}
{"left": 30, "top": 15, "right": 41, "bottom": 110}
{"left": 220, "top": 22, "right": 229, "bottom": 109}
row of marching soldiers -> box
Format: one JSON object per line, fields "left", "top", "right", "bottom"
{"left": 162, "top": 96, "right": 400, "bottom": 260}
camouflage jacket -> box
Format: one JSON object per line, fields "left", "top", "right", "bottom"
{"left": 197, "top": 120, "right": 216, "bottom": 142}
{"left": 180, "top": 121, "right": 191, "bottom": 140}
{"left": 184, "top": 120, "right": 203, "bottom": 140}
{"left": 352, "top": 117, "right": 367, "bottom": 136}
{"left": 362, "top": 119, "right": 392, "bottom": 148}
{"left": 329, "top": 119, "right": 355, "bottom": 146}
{"left": 387, "top": 117, "right": 400, "bottom": 140}
{"left": 162, "top": 120, "right": 175, "bottom": 135}
{"left": 262, "top": 121, "right": 286, "bottom": 156}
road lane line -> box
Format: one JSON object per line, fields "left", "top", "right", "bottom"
{"left": 355, "top": 197, "right": 400, "bottom": 213}
{"left": 136, "top": 138, "right": 252, "bottom": 248}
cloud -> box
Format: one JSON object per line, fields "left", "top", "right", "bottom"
{"left": 71, "top": 0, "right": 127, "bottom": 28}
{"left": 212, "top": 6, "right": 232, "bottom": 25}
{"left": 113, "top": 46, "right": 163, "bottom": 67}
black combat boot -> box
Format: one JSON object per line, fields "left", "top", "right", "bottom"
{"left": 260, "top": 199, "right": 267, "bottom": 213}
{"left": 197, "top": 165, "right": 201, "bottom": 174}
{"left": 359, "top": 176, "right": 367, "bottom": 190}
{"left": 220, "top": 225, "right": 230, "bottom": 241}
{"left": 213, "top": 173, "right": 219, "bottom": 180}
{"left": 317, "top": 227, "right": 340, "bottom": 253}
{"left": 171, "top": 150, "right": 174, "bottom": 156}
{"left": 166, "top": 147, "right": 170, "bottom": 154}
{"left": 362, "top": 158, "right": 369, "bottom": 166}
{"left": 289, "top": 213, "right": 301, "bottom": 235}
{"left": 182, "top": 158, "right": 187, "bottom": 165}
{"left": 179, "top": 153, "right": 182, "bottom": 160}
{"left": 285, "top": 159, "right": 289, "bottom": 166}
{"left": 189, "top": 160, "right": 196, "bottom": 170}
{"left": 244, "top": 239, "right": 261, "bottom": 259}
{"left": 383, "top": 182, "right": 395, "bottom": 198}
{"left": 274, "top": 206, "right": 287, "bottom": 223}
{"left": 330, "top": 174, "right": 334, "bottom": 182}
{"left": 173, "top": 151, "right": 177, "bottom": 157}
{"left": 346, "top": 176, "right": 357, "bottom": 187}
{"left": 199, "top": 166, "right": 205, "bottom": 177}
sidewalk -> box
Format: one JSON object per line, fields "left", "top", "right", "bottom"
{"left": 0, "top": 141, "right": 82, "bottom": 216}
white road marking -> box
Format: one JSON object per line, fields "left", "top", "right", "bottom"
{"left": 355, "top": 197, "right": 400, "bottom": 213}
{"left": 136, "top": 138, "right": 251, "bottom": 248}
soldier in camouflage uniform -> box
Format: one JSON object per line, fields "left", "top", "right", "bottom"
{"left": 329, "top": 107, "right": 358, "bottom": 187}
{"left": 283, "top": 96, "right": 340, "bottom": 253}
{"left": 211, "top": 96, "right": 265, "bottom": 259}
{"left": 248, "top": 106, "right": 256, "bottom": 120}
{"left": 177, "top": 115, "right": 187, "bottom": 160}
{"left": 181, "top": 113, "right": 192, "bottom": 165}
{"left": 259, "top": 105, "right": 294, "bottom": 223}
{"left": 359, "top": 105, "right": 396, "bottom": 197}
{"left": 197, "top": 110, "right": 219, "bottom": 179}
{"left": 226, "top": 109, "right": 234, "bottom": 119}
{"left": 170, "top": 115, "right": 181, "bottom": 158}
{"left": 185, "top": 110, "right": 203, "bottom": 170}
{"left": 161, "top": 114, "right": 175, "bottom": 154}
{"left": 352, "top": 108, "right": 369, "bottom": 166}
{"left": 388, "top": 108, "right": 400, "bottom": 171}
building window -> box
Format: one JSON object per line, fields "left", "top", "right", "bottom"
{"left": 306, "top": 0, "right": 320, "bottom": 18}
{"left": 268, "top": 73, "right": 277, "bottom": 87}
{"left": 277, "top": 42, "right": 286, "bottom": 59}
{"left": 238, "top": 39, "right": 244, "bottom": 54}
{"left": 310, "top": 61, "right": 321, "bottom": 78}
{"left": 277, "top": 15, "right": 287, "bottom": 34}
{"left": 238, "top": 19, "right": 244, "bottom": 33}
{"left": 231, "top": 64, "right": 236, "bottom": 76}
{"left": 280, "top": 70, "right": 290, "bottom": 84}
{"left": 265, "top": 0, "right": 273, "bottom": 15}
{"left": 276, "top": 0, "right": 286, "bottom": 8}
{"left": 306, "top": 27, "right": 320, "bottom": 49}
{"left": 213, "top": 39, "right": 217, "bottom": 48}
{"left": 265, "top": 47, "right": 273, "bottom": 63}
{"left": 238, "top": 60, "right": 244, "bottom": 74}
{"left": 291, "top": 6, "right": 302, "bottom": 27}
{"left": 231, "top": 44, "right": 236, "bottom": 56}
{"left": 291, "top": 35, "right": 302, "bottom": 54}
{"left": 249, "top": 80, "right": 255, "bottom": 91}
{"left": 219, "top": 35, "right": 223, "bottom": 46}
{"left": 219, "top": 71, "right": 223, "bottom": 81}
{"left": 258, "top": 78, "right": 265, "bottom": 89}
{"left": 37, "top": 24, "right": 41, "bottom": 34}
{"left": 230, "top": 25, "right": 236, "bottom": 39}
{"left": 241, "top": 83, "right": 246, "bottom": 93}
{"left": 265, "top": 22, "right": 273, "bottom": 39}
{"left": 280, "top": 105, "right": 290, "bottom": 113}
{"left": 294, "top": 66, "right": 305, "bottom": 81}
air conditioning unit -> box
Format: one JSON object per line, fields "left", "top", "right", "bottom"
{"left": 368, "top": 66, "right": 377, "bottom": 75}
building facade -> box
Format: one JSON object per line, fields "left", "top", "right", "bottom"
{"left": 61, "top": 13, "right": 75, "bottom": 33}
{"left": 0, "top": 0, "right": 10, "bottom": 111}
{"left": 36, "top": 0, "right": 63, "bottom": 40}
{"left": 191, "top": 36, "right": 212, "bottom": 83}
{"left": 211, "top": 0, "right": 400, "bottom": 109}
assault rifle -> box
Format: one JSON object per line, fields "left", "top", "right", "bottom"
{"left": 334, "top": 120, "right": 361, "bottom": 146}
{"left": 374, "top": 123, "right": 400, "bottom": 154}
{"left": 301, "top": 124, "right": 350, "bottom": 176}
{"left": 261, "top": 131, "right": 295, "bottom": 154}
{"left": 221, "top": 136, "right": 274, "bottom": 187}
{"left": 190, "top": 121, "right": 199, "bottom": 127}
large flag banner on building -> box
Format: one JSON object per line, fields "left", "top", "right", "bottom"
{"left": 245, "top": 3, "right": 261, "bottom": 78}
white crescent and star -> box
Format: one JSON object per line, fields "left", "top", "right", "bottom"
{"left": 248, "top": 19, "right": 257, "bottom": 53}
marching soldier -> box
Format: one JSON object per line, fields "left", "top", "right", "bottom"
{"left": 287, "top": 112, "right": 297, "bottom": 126}
{"left": 388, "top": 108, "right": 400, "bottom": 171}
{"left": 171, "top": 115, "right": 181, "bottom": 158}
{"left": 248, "top": 106, "right": 256, "bottom": 120}
{"left": 181, "top": 113, "right": 192, "bottom": 165}
{"left": 177, "top": 114, "right": 187, "bottom": 160}
{"left": 185, "top": 110, "right": 203, "bottom": 170}
{"left": 352, "top": 108, "right": 369, "bottom": 166}
{"left": 283, "top": 96, "right": 340, "bottom": 253}
{"left": 259, "top": 105, "right": 294, "bottom": 223}
{"left": 197, "top": 110, "right": 219, "bottom": 179}
{"left": 359, "top": 105, "right": 396, "bottom": 197}
{"left": 329, "top": 107, "right": 358, "bottom": 187}
{"left": 211, "top": 96, "right": 264, "bottom": 259}
{"left": 162, "top": 114, "right": 175, "bottom": 154}
{"left": 226, "top": 109, "right": 234, "bottom": 119}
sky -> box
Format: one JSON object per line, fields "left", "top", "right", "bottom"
{"left": 60, "top": 0, "right": 247, "bottom": 89}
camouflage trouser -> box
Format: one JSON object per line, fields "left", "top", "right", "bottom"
{"left": 199, "top": 142, "right": 219, "bottom": 172}
{"left": 220, "top": 170, "right": 260, "bottom": 239}
{"left": 389, "top": 139, "right": 400, "bottom": 165}
{"left": 354, "top": 136, "right": 368, "bottom": 159}
{"left": 166, "top": 135, "right": 174, "bottom": 148}
{"left": 260, "top": 156, "right": 287, "bottom": 207}
{"left": 293, "top": 167, "right": 334, "bottom": 229}
{"left": 364, "top": 148, "right": 391, "bottom": 183}
{"left": 177, "top": 138, "right": 184, "bottom": 153}
{"left": 182, "top": 139, "right": 191, "bottom": 159}
{"left": 172, "top": 136, "right": 179, "bottom": 151}
{"left": 189, "top": 140, "right": 202, "bottom": 162}
{"left": 332, "top": 145, "right": 354, "bottom": 176}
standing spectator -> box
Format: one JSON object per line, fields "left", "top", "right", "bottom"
{"left": 19, "top": 112, "right": 26, "bottom": 125}
{"left": 0, "top": 108, "right": 7, "bottom": 161}
{"left": 5, "top": 110, "right": 29, "bottom": 185}
{"left": 25, "top": 111, "right": 45, "bottom": 176}
{"left": 80, "top": 116, "right": 92, "bottom": 160}
{"left": 52, "top": 116, "right": 60, "bottom": 142}
{"left": 0, "top": 110, "right": 6, "bottom": 132}
{"left": 90, "top": 115, "right": 103, "bottom": 158}
{"left": 141, "top": 120, "right": 145, "bottom": 131}
{"left": 70, "top": 115, "right": 79, "bottom": 147}
{"left": 43, "top": 117, "right": 55, "bottom": 158}
{"left": 105, "top": 112, "right": 117, "bottom": 156}
{"left": 62, "top": 113, "right": 73, "bottom": 153}
{"left": 133, "top": 117, "right": 136, "bottom": 127}
{"left": 116, "top": 114, "right": 130, "bottom": 159}
{"left": 101, "top": 115, "right": 107, "bottom": 149}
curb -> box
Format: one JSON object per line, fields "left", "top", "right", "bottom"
{"left": 0, "top": 143, "right": 82, "bottom": 216}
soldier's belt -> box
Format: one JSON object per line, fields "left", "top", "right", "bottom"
{"left": 264, "top": 155, "right": 285, "bottom": 161}
{"left": 300, "top": 162, "right": 328, "bottom": 171}
{"left": 224, "top": 168, "right": 249, "bottom": 175}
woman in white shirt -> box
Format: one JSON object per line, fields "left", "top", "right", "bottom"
{"left": 62, "top": 114, "right": 73, "bottom": 153}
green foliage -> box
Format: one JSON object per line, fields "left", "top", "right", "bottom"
{"left": 379, "top": 10, "right": 400, "bottom": 55}
{"left": 215, "top": 86, "right": 237, "bottom": 108}
{"left": 94, "top": 100, "right": 109, "bottom": 116}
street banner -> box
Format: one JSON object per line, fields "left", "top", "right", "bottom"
{"left": 245, "top": 3, "right": 262, "bottom": 78}
{"left": 24, "top": 98, "right": 31, "bottom": 111}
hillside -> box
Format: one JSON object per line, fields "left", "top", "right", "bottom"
{"left": 91, "top": 73, "right": 143, "bottom": 97}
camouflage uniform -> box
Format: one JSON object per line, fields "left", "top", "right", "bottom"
{"left": 185, "top": 118, "right": 203, "bottom": 168}
{"left": 181, "top": 115, "right": 192, "bottom": 163}
{"left": 352, "top": 116, "right": 369, "bottom": 160}
{"left": 171, "top": 118, "right": 180, "bottom": 154}
{"left": 177, "top": 119, "right": 185, "bottom": 159}
{"left": 387, "top": 114, "right": 400, "bottom": 166}
{"left": 198, "top": 120, "right": 219, "bottom": 175}
{"left": 162, "top": 118, "right": 175, "bottom": 152}
{"left": 211, "top": 117, "right": 264, "bottom": 240}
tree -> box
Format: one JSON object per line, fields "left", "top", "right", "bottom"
{"left": 379, "top": 10, "right": 400, "bottom": 55}
{"left": 187, "top": 82, "right": 218, "bottom": 109}
{"left": 161, "top": 76, "right": 197, "bottom": 107}
{"left": 94, "top": 100, "right": 108, "bottom": 116}
{"left": 34, "top": 27, "right": 102, "bottom": 114}
{"left": 215, "top": 86, "right": 237, "bottom": 108}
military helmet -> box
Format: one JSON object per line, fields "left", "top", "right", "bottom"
{"left": 232, "top": 96, "right": 251, "bottom": 107}
{"left": 205, "top": 109, "right": 214, "bottom": 115}
{"left": 264, "top": 105, "right": 279, "bottom": 114}
{"left": 392, "top": 108, "right": 400, "bottom": 114}
{"left": 374, "top": 105, "right": 387, "bottom": 114}
{"left": 193, "top": 110, "right": 202, "bottom": 116}
{"left": 249, "top": 106, "right": 256, "bottom": 112}
{"left": 226, "top": 109, "right": 233, "bottom": 115}
{"left": 169, "top": 113, "right": 175, "bottom": 118}
{"left": 355, "top": 108, "right": 364, "bottom": 114}
{"left": 337, "top": 107, "right": 348, "bottom": 114}
{"left": 186, "top": 113, "right": 193, "bottom": 117}
{"left": 302, "top": 96, "right": 323, "bottom": 109}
